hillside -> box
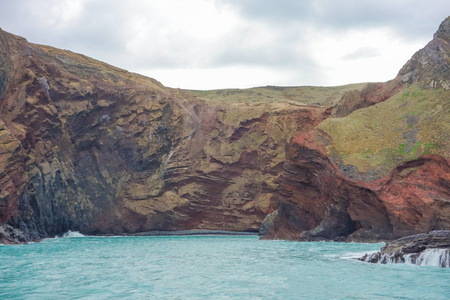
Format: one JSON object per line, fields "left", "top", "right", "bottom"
{"left": 188, "top": 83, "right": 367, "bottom": 106}
{"left": 320, "top": 85, "right": 450, "bottom": 179}
{"left": 263, "top": 16, "right": 450, "bottom": 241}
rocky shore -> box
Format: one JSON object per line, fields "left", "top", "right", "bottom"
{"left": 358, "top": 230, "right": 450, "bottom": 267}
{"left": 131, "top": 229, "right": 258, "bottom": 236}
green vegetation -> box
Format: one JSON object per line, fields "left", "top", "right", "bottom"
{"left": 319, "top": 84, "right": 450, "bottom": 175}
{"left": 187, "top": 83, "right": 367, "bottom": 106}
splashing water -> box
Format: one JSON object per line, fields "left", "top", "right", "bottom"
{"left": 62, "top": 230, "right": 86, "bottom": 238}
{"left": 412, "top": 249, "right": 450, "bottom": 267}
{"left": 361, "top": 248, "right": 450, "bottom": 267}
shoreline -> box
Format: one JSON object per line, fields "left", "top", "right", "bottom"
{"left": 126, "top": 229, "right": 259, "bottom": 237}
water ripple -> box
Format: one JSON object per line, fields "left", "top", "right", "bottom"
{"left": 0, "top": 236, "right": 449, "bottom": 299}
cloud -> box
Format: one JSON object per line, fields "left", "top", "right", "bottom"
{"left": 342, "top": 47, "right": 381, "bottom": 60}
{"left": 0, "top": 0, "right": 449, "bottom": 89}
{"left": 222, "top": 0, "right": 450, "bottom": 41}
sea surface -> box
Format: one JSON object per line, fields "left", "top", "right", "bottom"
{"left": 1, "top": 234, "right": 449, "bottom": 299}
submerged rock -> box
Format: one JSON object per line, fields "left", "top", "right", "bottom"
{"left": 358, "top": 231, "right": 450, "bottom": 267}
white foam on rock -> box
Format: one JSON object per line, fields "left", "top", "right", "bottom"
{"left": 361, "top": 249, "right": 450, "bottom": 267}
{"left": 62, "top": 230, "right": 86, "bottom": 238}
{"left": 409, "top": 249, "right": 450, "bottom": 267}
{"left": 341, "top": 251, "right": 379, "bottom": 260}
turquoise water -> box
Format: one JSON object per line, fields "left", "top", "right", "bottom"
{"left": 1, "top": 235, "right": 449, "bottom": 299}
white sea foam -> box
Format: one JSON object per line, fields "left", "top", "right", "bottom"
{"left": 407, "top": 249, "right": 450, "bottom": 267}
{"left": 62, "top": 230, "right": 86, "bottom": 238}
{"left": 340, "top": 251, "right": 378, "bottom": 260}
{"left": 359, "top": 252, "right": 402, "bottom": 264}
{"left": 361, "top": 248, "right": 450, "bottom": 267}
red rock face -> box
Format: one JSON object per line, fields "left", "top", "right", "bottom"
{"left": 332, "top": 79, "right": 404, "bottom": 117}
{"left": 262, "top": 131, "right": 392, "bottom": 241}
{"left": 263, "top": 129, "right": 450, "bottom": 242}
{"left": 379, "top": 155, "right": 450, "bottom": 237}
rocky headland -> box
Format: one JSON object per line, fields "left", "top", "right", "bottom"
{"left": 1, "top": 17, "right": 449, "bottom": 245}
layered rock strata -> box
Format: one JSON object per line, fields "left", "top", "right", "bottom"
{"left": 262, "top": 130, "right": 450, "bottom": 241}
{"left": 0, "top": 28, "right": 332, "bottom": 243}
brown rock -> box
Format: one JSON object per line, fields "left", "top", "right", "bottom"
{"left": 333, "top": 16, "right": 450, "bottom": 118}
{"left": 332, "top": 80, "right": 403, "bottom": 117}
{"left": 0, "top": 28, "right": 331, "bottom": 243}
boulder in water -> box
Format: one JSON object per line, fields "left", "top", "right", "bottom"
{"left": 358, "top": 230, "right": 450, "bottom": 267}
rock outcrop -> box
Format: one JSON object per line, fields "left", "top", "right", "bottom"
{"left": 358, "top": 230, "right": 450, "bottom": 267}
{"left": 0, "top": 28, "right": 333, "bottom": 243}
{"left": 332, "top": 80, "right": 403, "bottom": 117}
{"left": 333, "top": 16, "right": 450, "bottom": 118}
{"left": 398, "top": 16, "right": 450, "bottom": 90}
{"left": 262, "top": 17, "right": 450, "bottom": 242}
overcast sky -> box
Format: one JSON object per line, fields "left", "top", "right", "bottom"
{"left": 0, "top": 0, "right": 448, "bottom": 89}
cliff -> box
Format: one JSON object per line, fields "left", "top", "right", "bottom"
{"left": 263, "top": 17, "right": 450, "bottom": 241}
{"left": 1, "top": 17, "right": 449, "bottom": 244}
{"left": 0, "top": 28, "right": 337, "bottom": 243}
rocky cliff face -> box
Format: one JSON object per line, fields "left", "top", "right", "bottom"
{"left": 1, "top": 17, "right": 449, "bottom": 245}
{"left": 262, "top": 17, "right": 450, "bottom": 242}
{"left": 263, "top": 129, "right": 450, "bottom": 241}
{"left": 398, "top": 16, "right": 450, "bottom": 90}
{"left": 0, "top": 29, "right": 333, "bottom": 243}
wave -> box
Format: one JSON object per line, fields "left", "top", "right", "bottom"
{"left": 359, "top": 248, "right": 450, "bottom": 267}
{"left": 406, "top": 249, "right": 450, "bottom": 267}
{"left": 340, "top": 251, "right": 379, "bottom": 260}
{"left": 62, "top": 230, "right": 86, "bottom": 238}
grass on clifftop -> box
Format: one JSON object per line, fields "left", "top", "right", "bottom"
{"left": 319, "top": 84, "right": 450, "bottom": 175}
{"left": 188, "top": 83, "right": 367, "bottom": 106}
